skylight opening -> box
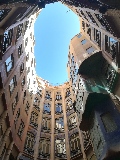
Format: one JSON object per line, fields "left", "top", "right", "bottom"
{"left": 34, "top": 2, "right": 80, "bottom": 86}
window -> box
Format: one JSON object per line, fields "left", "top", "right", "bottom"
{"left": 30, "top": 32, "right": 32, "bottom": 39}
{"left": 18, "top": 120, "right": 25, "bottom": 138}
{"left": 9, "top": 75, "right": 17, "bottom": 94}
{"left": 24, "top": 132, "right": 35, "bottom": 155}
{"left": 33, "top": 97, "right": 40, "bottom": 111}
{"left": 23, "top": 90, "right": 26, "bottom": 99}
{"left": 37, "top": 87, "right": 42, "bottom": 97}
{"left": 71, "top": 55, "right": 74, "bottom": 65}
{"left": 25, "top": 37, "right": 28, "bottom": 47}
{"left": 86, "top": 23, "right": 91, "bottom": 39}
{"left": 39, "top": 138, "right": 50, "bottom": 157}
{"left": 94, "top": 29, "right": 101, "bottom": 48}
{"left": 33, "top": 97, "right": 40, "bottom": 106}
{"left": 105, "top": 35, "right": 118, "bottom": 60}
{"left": 31, "top": 47, "right": 33, "bottom": 52}
{"left": 70, "top": 133, "right": 81, "bottom": 156}
{"left": 20, "top": 63, "right": 24, "bottom": 74}
{"left": 82, "top": 21, "right": 85, "bottom": 32}
{"left": 21, "top": 76, "right": 25, "bottom": 87}
{"left": 26, "top": 53, "right": 29, "bottom": 61}
{"left": 2, "top": 29, "right": 13, "bottom": 54}
{"left": 45, "top": 91, "right": 51, "bottom": 100}
{"left": 81, "top": 39, "right": 87, "bottom": 45}
{"left": 5, "top": 54, "right": 14, "bottom": 74}
{"left": 30, "top": 90, "right": 33, "bottom": 97}
{"left": 43, "top": 103, "right": 50, "bottom": 114}
{"left": 12, "top": 92, "right": 18, "bottom": 114}
{"left": 42, "top": 118, "right": 51, "bottom": 131}
{"left": 18, "top": 44, "right": 23, "bottom": 57}
{"left": 66, "top": 98, "right": 73, "bottom": 110}
{"left": 25, "top": 101, "right": 30, "bottom": 114}
{"left": 86, "top": 47, "right": 95, "bottom": 54}
{"left": 27, "top": 67, "right": 30, "bottom": 74}
{"left": 30, "top": 111, "right": 38, "bottom": 128}
{"left": 101, "top": 112, "right": 117, "bottom": 133}
{"left": 31, "top": 58, "right": 33, "bottom": 67}
{"left": 24, "top": 20, "right": 29, "bottom": 35}
{"left": 77, "top": 33, "right": 82, "bottom": 38}
{"left": 55, "top": 103, "right": 62, "bottom": 114}
{"left": 14, "top": 108, "right": 20, "bottom": 128}
{"left": 68, "top": 115, "right": 77, "bottom": 130}
{"left": 23, "top": 90, "right": 26, "bottom": 103}
{"left": 0, "top": 9, "right": 10, "bottom": 21}
{"left": 86, "top": 12, "right": 98, "bottom": 26}
{"left": 34, "top": 58, "right": 36, "bottom": 67}
{"left": 66, "top": 88, "right": 71, "bottom": 98}
{"left": 56, "top": 92, "right": 62, "bottom": 101}
{"left": 55, "top": 117, "right": 64, "bottom": 132}
{"left": 34, "top": 97, "right": 39, "bottom": 105}
{"left": 80, "top": 10, "right": 88, "bottom": 21}
{"left": 55, "top": 138, "right": 66, "bottom": 158}
{"left": 16, "top": 24, "right": 23, "bottom": 42}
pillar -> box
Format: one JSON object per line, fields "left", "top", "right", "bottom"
{"left": 62, "top": 88, "right": 71, "bottom": 160}
{"left": 34, "top": 89, "right": 45, "bottom": 160}
{"left": 50, "top": 89, "right": 55, "bottom": 160}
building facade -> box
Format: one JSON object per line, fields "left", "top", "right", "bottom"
{"left": 67, "top": 3, "right": 120, "bottom": 160}
{"left": 0, "top": 0, "right": 120, "bottom": 160}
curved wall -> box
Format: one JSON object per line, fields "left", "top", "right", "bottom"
{"left": 22, "top": 77, "right": 85, "bottom": 160}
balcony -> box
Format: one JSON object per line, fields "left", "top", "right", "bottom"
{"left": 29, "top": 121, "right": 38, "bottom": 129}
{"left": 34, "top": 105, "right": 40, "bottom": 112}
{"left": 38, "top": 152, "right": 50, "bottom": 158}
{"left": 78, "top": 51, "right": 103, "bottom": 77}
{"left": 24, "top": 147, "right": 34, "bottom": 155}
{"left": 78, "top": 51, "right": 119, "bottom": 93}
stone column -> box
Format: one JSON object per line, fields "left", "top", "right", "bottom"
{"left": 62, "top": 88, "right": 70, "bottom": 160}
{"left": 4, "top": 141, "right": 14, "bottom": 160}
{"left": 34, "top": 89, "right": 45, "bottom": 160}
{"left": 0, "top": 127, "right": 11, "bottom": 156}
{"left": 50, "top": 89, "right": 55, "bottom": 160}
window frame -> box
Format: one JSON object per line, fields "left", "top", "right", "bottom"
{"left": 5, "top": 54, "right": 14, "bottom": 75}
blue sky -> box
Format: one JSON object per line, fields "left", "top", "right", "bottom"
{"left": 34, "top": 2, "right": 80, "bottom": 85}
